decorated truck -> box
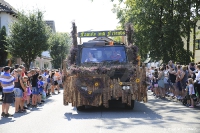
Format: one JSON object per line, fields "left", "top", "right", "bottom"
{"left": 63, "top": 22, "right": 147, "bottom": 110}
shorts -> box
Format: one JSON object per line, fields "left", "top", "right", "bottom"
{"left": 32, "top": 87, "right": 39, "bottom": 95}
{"left": 54, "top": 81, "right": 58, "bottom": 85}
{"left": 3, "top": 93, "right": 14, "bottom": 103}
{"left": 170, "top": 82, "right": 175, "bottom": 86}
{"left": 186, "top": 93, "right": 190, "bottom": 100}
{"left": 154, "top": 84, "right": 158, "bottom": 88}
{"left": 13, "top": 88, "right": 23, "bottom": 97}
{"left": 38, "top": 87, "right": 43, "bottom": 94}
{"left": 177, "top": 81, "right": 182, "bottom": 91}
{"left": 181, "top": 83, "right": 187, "bottom": 90}
{"left": 27, "top": 87, "right": 32, "bottom": 96}
{"left": 47, "top": 83, "right": 51, "bottom": 90}
{"left": 190, "top": 94, "right": 196, "bottom": 99}
{"left": 164, "top": 83, "right": 170, "bottom": 89}
{"left": 57, "top": 80, "right": 62, "bottom": 85}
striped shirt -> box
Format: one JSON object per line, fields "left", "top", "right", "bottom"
{"left": 0, "top": 72, "right": 15, "bottom": 93}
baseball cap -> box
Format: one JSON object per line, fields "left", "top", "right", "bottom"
{"left": 15, "top": 64, "right": 19, "bottom": 69}
{"left": 19, "top": 65, "right": 25, "bottom": 69}
{"left": 4, "top": 66, "right": 11, "bottom": 71}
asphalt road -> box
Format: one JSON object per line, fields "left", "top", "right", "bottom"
{"left": 0, "top": 90, "right": 200, "bottom": 133}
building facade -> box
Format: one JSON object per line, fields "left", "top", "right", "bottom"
{"left": 0, "top": 0, "right": 17, "bottom": 34}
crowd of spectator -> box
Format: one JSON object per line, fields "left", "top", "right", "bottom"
{"left": 147, "top": 61, "right": 200, "bottom": 108}
{"left": 0, "top": 64, "right": 63, "bottom": 117}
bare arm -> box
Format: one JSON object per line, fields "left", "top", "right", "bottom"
{"left": 180, "top": 71, "right": 185, "bottom": 80}
{"left": 19, "top": 77, "right": 26, "bottom": 92}
{"left": 157, "top": 72, "right": 163, "bottom": 80}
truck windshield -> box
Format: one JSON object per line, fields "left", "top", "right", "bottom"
{"left": 81, "top": 46, "right": 127, "bottom": 63}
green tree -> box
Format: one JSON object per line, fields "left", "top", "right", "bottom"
{"left": 111, "top": 25, "right": 124, "bottom": 42}
{"left": 191, "top": 0, "right": 200, "bottom": 60}
{"left": 6, "top": 10, "right": 51, "bottom": 69}
{"left": 111, "top": 0, "right": 193, "bottom": 64}
{"left": 49, "top": 33, "right": 71, "bottom": 69}
{"left": 0, "top": 26, "right": 8, "bottom": 66}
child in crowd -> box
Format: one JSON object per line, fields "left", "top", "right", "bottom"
{"left": 46, "top": 74, "right": 51, "bottom": 96}
{"left": 22, "top": 76, "right": 28, "bottom": 101}
{"left": 188, "top": 78, "right": 196, "bottom": 108}
{"left": 26, "top": 71, "right": 32, "bottom": 107}
{"left": 37, "top": 75, "right": 44, "bottom": 105}
{"left": 185, "top": 81, "right": 191, "bottom": 106}
{"left": 152, "top": 69, "right": 159, "bottom": 98}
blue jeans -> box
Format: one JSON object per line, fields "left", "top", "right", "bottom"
{"left": 14, "top": 88, "right": 23, "bottom": 97}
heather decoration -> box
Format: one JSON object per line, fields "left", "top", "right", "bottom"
{"left": 63, "top": 22, "right": 148, "bottom": 108}
{"left": 67, "top": 46, "right": 78, "bottom": 65}
{"left": 126, "top": 45, "right": 139, "bottom": 65}
{"left": 75, "top": 77, "right": 104, "bottom": 103}
{"left": 68, "top": 65, "right": 136, "bottom": 79}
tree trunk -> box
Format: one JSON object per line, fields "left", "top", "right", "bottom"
{"left": 193, "top": 21, "right": 196, "bottom": 61}
{"left": 71, "top": 22, "right": 78, "bottom": 47}
{"left": 186, "top": 0, "right": 191, "bottom": 63}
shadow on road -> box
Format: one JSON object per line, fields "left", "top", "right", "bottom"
{"left": 64, "top": 100, "right": 162, "bottom": 119}
{"left": 64, "top": 92, "right": 200, "bottom": 131}
{"left": 0, "top": 117, "right": 15, "bottom": 125}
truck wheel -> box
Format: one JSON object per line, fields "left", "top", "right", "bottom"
{"left": 125, "top": 100, "right": 134, "bottom": 110}
{"left": 77, "top": 105, "right": 85, "bottom": 111}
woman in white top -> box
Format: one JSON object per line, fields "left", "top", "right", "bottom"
{"left": 188, "top": 78, "right": 195, "bottom": 108}
{"left": 85, "top": 52, "right": 97, "bottom": 62}
{"left": 196, "top": 65, "right": 200, "bottom": 82}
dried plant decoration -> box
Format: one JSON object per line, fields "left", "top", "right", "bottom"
{"left": 63, "top": 22, "right": 147, "bottom": 109}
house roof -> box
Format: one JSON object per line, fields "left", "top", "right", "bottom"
{"left": 0, "top": 0, "right": 17, "bottom": 15}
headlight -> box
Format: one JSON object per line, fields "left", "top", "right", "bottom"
{"left": 81, "top": 87, "right": 87, "bottom": 91}
{"left": 122, "top": 86, "right": 130, "bottom": 90}
{"left": 123, "top": 86, "right": 126, "bottom": 90}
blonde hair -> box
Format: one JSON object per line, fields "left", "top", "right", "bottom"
{"left": 188, "top": 78, "right": 194, "bottom": 84}
{"left": 182, "top": 65, "right": 187, "bottom": 71}
{"left": 17, "top": 68, "right": 22, "bottom": 72}
{"left": 23, "top": 76, "right": 28, "bottom": 79}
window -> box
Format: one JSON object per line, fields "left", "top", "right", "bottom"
{"left": 36, "top": 61, "right": 39, "bottom": 67}
{"left": 81, "top": 46, "right": 127, "bottom": 63}
{"left": 44, "top": 62, "right": 49, "bottom": 68}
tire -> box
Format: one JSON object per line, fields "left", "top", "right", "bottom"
{"left": 77, "top": 105, "right": 85, "bottom": 111}
{"left": 125, "top": 100, "right": 134, "bottom": 110}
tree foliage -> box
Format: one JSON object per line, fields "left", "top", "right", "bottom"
{"left": 6, "top": 10, "right": 51, "bottom": 69}
{"left": 49, "top": 33, "right": 71, "bottom": 69}
{"left": 110, "top": 0, "right": 200, "bottom": 64}
{"left": 0, "top": 26, "right": 8, "bottom": 66}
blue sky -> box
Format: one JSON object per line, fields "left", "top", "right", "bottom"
{"left": 6, "top": 0, "right": 120, "bottom": 33}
